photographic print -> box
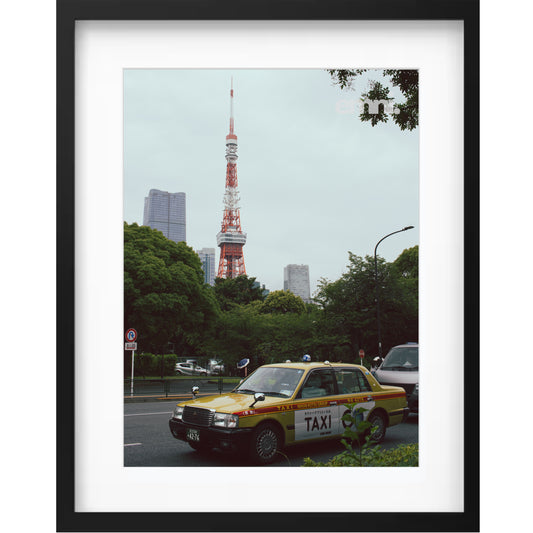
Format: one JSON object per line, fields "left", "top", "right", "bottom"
{"left": 123, "top": 68, "right": 419, "bottom": 467}
{"left": 60, "top": 3, "right": 478, "bottom": 526}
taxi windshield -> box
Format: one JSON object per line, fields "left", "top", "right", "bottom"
{"left": 382, "top": 347, "right": 418, "bottom": 370}
{"left": 234, "top": 367, "right": 304, "bottom": 398}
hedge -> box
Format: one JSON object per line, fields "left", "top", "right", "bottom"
{"left": 127, "top": 353, "right": 178, "bottom": 377}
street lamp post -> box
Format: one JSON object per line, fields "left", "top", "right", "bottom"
{"left": 374, "top": 226, "right": 414, "bottom": 360}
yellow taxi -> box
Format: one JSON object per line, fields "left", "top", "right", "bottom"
{"left": 168, "top": 357, "right": 409, "bottom": 464}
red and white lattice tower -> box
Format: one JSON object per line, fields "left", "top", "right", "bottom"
{"left": 216, "top": 80, "right": 247, "bottom": 278}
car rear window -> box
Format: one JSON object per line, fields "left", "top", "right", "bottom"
{"left": 335, "top": 369, "right": 371, "bottom": 394}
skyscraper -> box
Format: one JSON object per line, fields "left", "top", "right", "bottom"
{"left": 143, "top": 189, "right": 186, "bottom": 243}
{"left": 284, "top": 264, "right": 311, "bottom": 303}
{"left": 197, "top": 248, "right": 216, "bottom": 286}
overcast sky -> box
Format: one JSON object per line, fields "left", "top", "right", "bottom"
{"left": 124, "top": 69, "right": 418, "bottom": 295}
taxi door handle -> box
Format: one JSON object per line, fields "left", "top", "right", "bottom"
{"left": 366, "top": 396, "right": 373, "bottom": 401}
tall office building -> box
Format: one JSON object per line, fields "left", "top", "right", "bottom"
{"left": 143, "top": 189, "right": 186, "bottom": 243}
{"left": 284, "top": 264, "right": 311, "bottom": 303}
{"left": 197, "top": 248, "right": 216, "bottom": 286}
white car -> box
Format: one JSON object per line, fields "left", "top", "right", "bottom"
{"left": 373, "top": 343, "right": 418, "bottom": 413}
{"left": 207, "top": 359, "right": 225, "bottom": 375}
{"left": 175, "top": 362, "right": 208, "bottom": 376}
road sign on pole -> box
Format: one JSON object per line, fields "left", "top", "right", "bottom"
{"left": 359, "top": 349, "right": 365, "bottom": 359}
{"left": 125, "top": 329, "right": 138, "bottom": 397}
{"left": 125, "top": 328, "right": 137, "bottom": 342}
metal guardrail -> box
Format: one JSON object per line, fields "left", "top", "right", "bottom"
{"left": 124, "top": 376, "right": 238, "bottom": 397}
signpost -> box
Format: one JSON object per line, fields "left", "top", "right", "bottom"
{"left": 125, "top": 329, "right": 138, "bottom": 397}
{"left": 237, "top": 358, "right": 250, "bottom": 377}
{"left": 359, "top": 349, "right": 365, "bottom": 368}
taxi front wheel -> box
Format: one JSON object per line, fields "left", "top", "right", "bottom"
{"left": 249, "top": 422, "right": 281, "bottom": 464}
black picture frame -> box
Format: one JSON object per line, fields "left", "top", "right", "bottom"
{"left": 57, "top": 0, "right": 479, "bottom": 531}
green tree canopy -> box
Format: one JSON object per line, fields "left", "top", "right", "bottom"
{"left": 206, "top": 305, "right": 263, "bottom": 368}
{"left": 204, "top": 301, "right": 322, "bottom": 374}
{"left": 124, "top": 223, "right": 219, "bottom": 354}
{"left": 393, "top": 245, "right": 419, "bottom": 282}
{"left": 213, "top": 274, "right": 265, "bottom": 311}
{"left": 314, "top": 250, "right": 418, "bottom": 360}
{"left": 393, "top": 245, "right": 418, "bottom": 300}
{"left": 261, "top": 290, "right": 306, "bottom": 314}
{"left": 314, "top": 254, "right": 378, "bottom": 359}
{"left": 328, "top": 69, "right": 419, "bottom": 131}
{"left": 391, "top": 245, "right": 418, "bottom": 341}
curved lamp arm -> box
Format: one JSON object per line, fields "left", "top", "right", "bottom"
{"left": 373, "top": 226, "right": 414, "bottom": 359}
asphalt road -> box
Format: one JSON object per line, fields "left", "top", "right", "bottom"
{"left": 124, "top": 400, "right": 418, "bottom": 467}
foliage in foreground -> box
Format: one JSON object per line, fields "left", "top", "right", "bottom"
{"left": 302, "top": 406, "right": 418, "bottom": 467}
{"left": 302, "top": 443, "right": 418, "bottom": 467}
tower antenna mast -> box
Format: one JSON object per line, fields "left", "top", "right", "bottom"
{"left": 216, "top": 80, "right": 247, "bottom": 278}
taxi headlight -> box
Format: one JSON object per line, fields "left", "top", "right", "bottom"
{"left": 212, "top": 413, "right": 239, "bottom": 428}
{"left": 172, "top": 406, "right": 184, "bottom": 420}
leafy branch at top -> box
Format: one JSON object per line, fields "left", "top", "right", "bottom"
{"left": 328, "top": 69, "right": 419, "bottom": 131}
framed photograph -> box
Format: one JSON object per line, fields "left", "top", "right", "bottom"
{"left": 57, "top": 0, "right": 479, "bottom": 531}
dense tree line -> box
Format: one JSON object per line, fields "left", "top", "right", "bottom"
{"left": 124, "top": 223, "right": 219, "bottom": 358}
{"left": 124, "top": 223, "right": 418, "bottom": 375}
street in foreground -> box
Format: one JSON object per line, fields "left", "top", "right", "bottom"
{"left": 124, "top": 400, "right": 418, "bottom": 467}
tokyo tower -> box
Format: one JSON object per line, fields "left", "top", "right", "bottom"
{"left": 216, "top": 80, "right": 247, "bottom": 278}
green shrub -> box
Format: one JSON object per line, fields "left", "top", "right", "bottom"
{"left": 163, "top": 354, "right": 178, "bottom": 375}
{"left": 143, "top": 353, "right": 178, "bottom": 376}
{"left": 302, "top": 443, "right": 418, "bottom": 467}
{"left": 302, "top": 404, "right": 418, "bottom": 467}
{"left": 131, "top": 353, "right": 178, "bottom": 377}
{"left": 135, "top": 352, "right": 155, "bottom": 377}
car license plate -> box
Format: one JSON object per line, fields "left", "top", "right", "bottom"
{"left": 187, "top": 429, "right": 200, "bottom": 442}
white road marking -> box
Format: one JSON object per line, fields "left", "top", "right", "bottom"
{"left": 124, "top": 411, "right": 172, "bottom": 417}
{"left": 124, "top": 443, "right": 142, "bottom": 447}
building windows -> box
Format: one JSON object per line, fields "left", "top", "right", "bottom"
{"left": 143, "top": 189, "right": 186, "bottom": 243}
{"left": 197, "top": 248, "right": 216, "bottom": 286}
{"left": 283, "top": 264, "right": 311, "bottom": 303}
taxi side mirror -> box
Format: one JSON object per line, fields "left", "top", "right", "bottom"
{"left": 192, "top": 386, "right": 199, "bottom": 399}
{"left": 250, "top": 392, "right": 265, "bottom": 408}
